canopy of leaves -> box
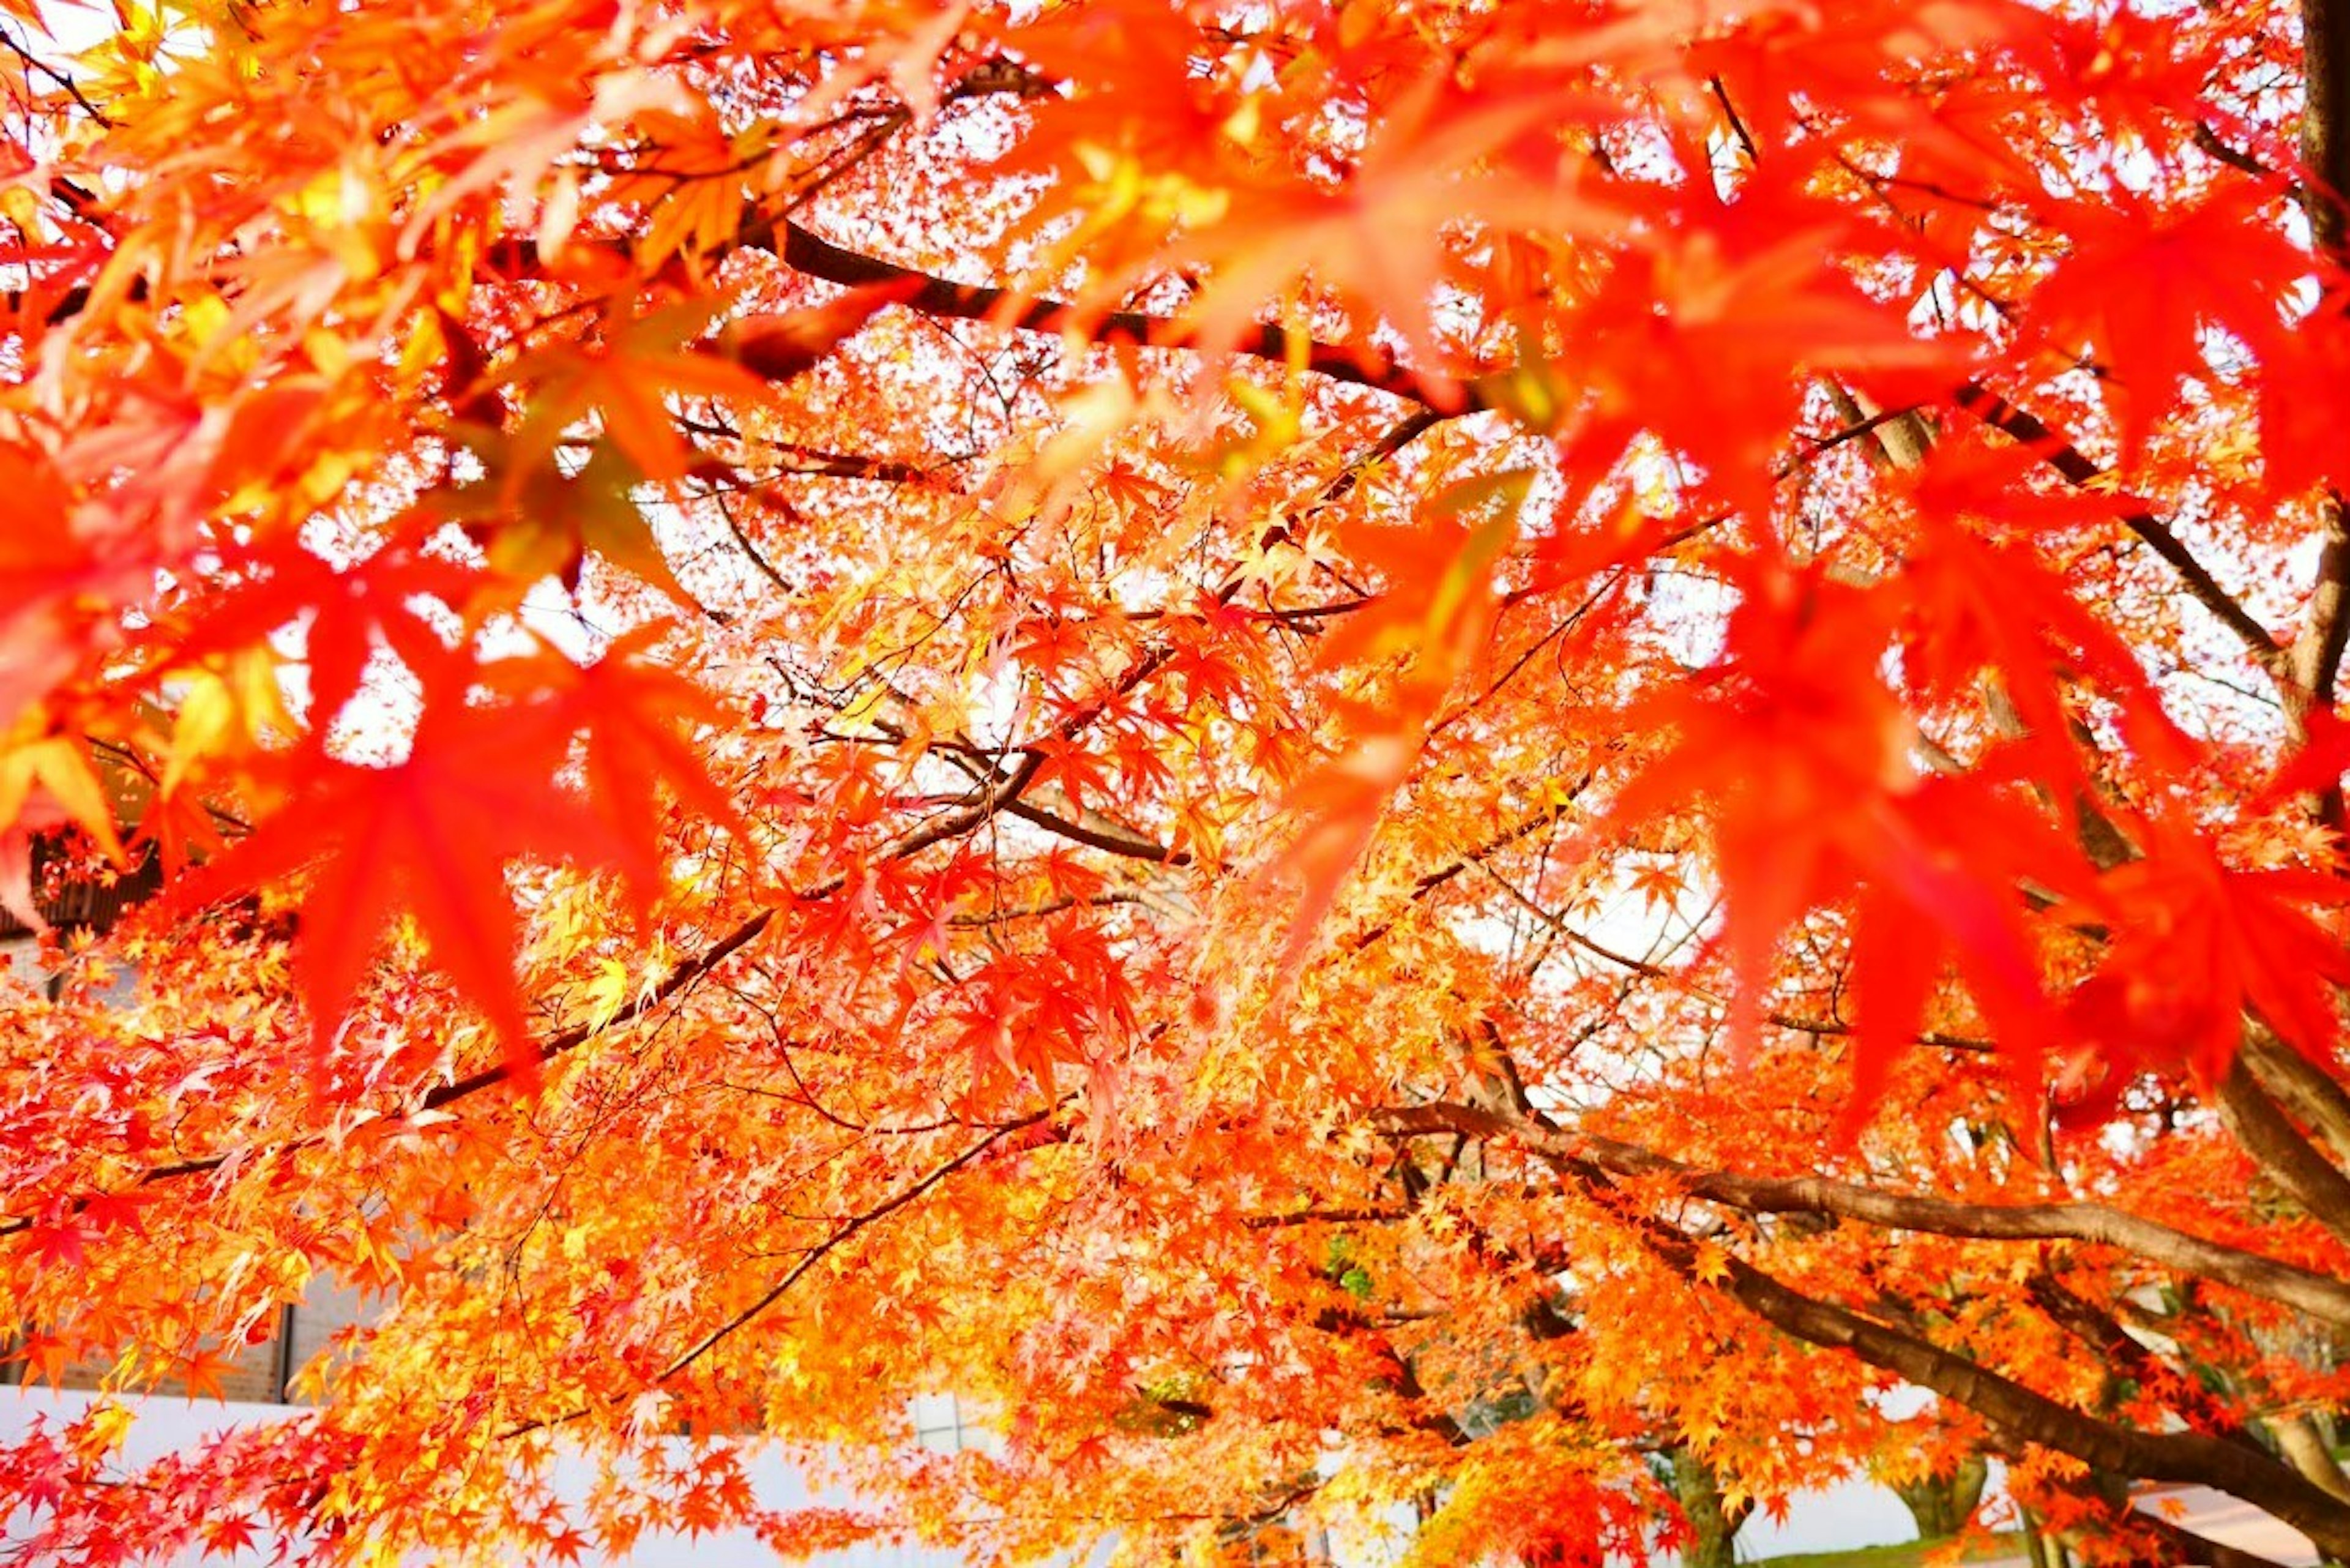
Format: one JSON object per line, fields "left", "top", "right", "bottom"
{"left": 6, "top": 0, "right": 2350, "bottom": 1565}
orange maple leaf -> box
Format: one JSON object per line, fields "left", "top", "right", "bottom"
{"left": 176, "top": 1345, "right": 238, "bottom": 1403}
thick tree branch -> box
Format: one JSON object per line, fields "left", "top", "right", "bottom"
{"left": 18, "top": 211, "right": 1478, "bottom": 425}
{"left": 1369, "top": 1102, "right": 2350, "bottom": 1329}
{"left": 2283, "top": 0, "right": 2350, "bottom": 771}
{"left": 2286, "top": 498, "right": 2350, "bottom": 729}
{"left": 2267, "top": 1411, "right": 2350, "bottom": 1504}
{"left": 2239, "top": 1029, "right": 2350, "bottom": 1171}
{"left": 1480, "top": 1122, "right": 2350, "bottom": 1556}
{"left": 1952, "top": 383, "right": 2285, "bottom": 670}
{"left": 1649, "top": 1155, "right": 2350, "bottom": 1331}
{"left": 2285, "top": 495, "right": 2350, "bottom": 834}
{"left": 2301, "top": 0, "right": 2350, "bottom": 267}
{"left": 2216, "top": 1059, "right": 2350, "bottom": 1250}
{"left": 1695, "top": 1239, "right": 2350, "bottom": 1554}
{"left": 771, "top": 220, "right": 1477, "bottom": 414}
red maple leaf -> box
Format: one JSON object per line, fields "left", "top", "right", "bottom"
{"left": 170, "top": 533, "right": 485, "bottom": 736}
{"left": 163, "top": 657, "right": 635, "bottom": 1080}
{"left": 2026, "top": 182, "right": 2303, "bottom": 454}
{"left": 1575, "top": 170, "right": 1963, "bottom": 517}
{"left": 494, "top": 623, "right": 748, "bottom": 898}
{"left": 1594, "top": 561, "right": 2078, "bottom": 1107}
{"left": 2068, "top": 819, "right": 2350, "bottom": 1088}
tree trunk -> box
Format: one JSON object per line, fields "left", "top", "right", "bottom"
{"left": 1663, "top": 1447, "right": 1753, "bottom": 1568}
{"left": 2021, "top": 1511, "right": 2071, "bottom": 1568}
{"left": 2269, "top": 1411, "right": 2350, "bottom": 1503}
{"left": 1894, "top": 1455, "right": 1989, "bottom": 1539}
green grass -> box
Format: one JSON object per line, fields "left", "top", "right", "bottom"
{"left": 1748, "top": 1533, "right": 2024, "bottom": 1567}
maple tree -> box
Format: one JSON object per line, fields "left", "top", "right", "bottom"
{"left": 12, "top": 0, "right": 2350, "bottom": 1564}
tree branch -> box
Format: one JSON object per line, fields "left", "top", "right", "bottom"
{"left": 995, "top": 796, "right": 1185, "bottom": 863}
{"left": 1472, "top": 1118, "right": 2350, "bottom": 1556}
{"left": 1952, "top": 383, "right": 2284, "bottom": 670}
{"left": 2300, "top": 0, "right": 2350, "bottom": 267}
{"left": 2215, "top": 1058, "right": 2350, "bottom": 1250}
{"left": 2285, "top": 495, "right": 2350, "bottom": 831}
{"left": 771, "top": 220, "right": 1477, "bottom": 414}
{"left": 2239, "top": 1029, "right": 2350, "bottom": 1171}
{"left": 1368, "top": 1102, "right": 2350, "bottom": 1329}
{"left": 2133, "top": 1509, "right": 2309, "bottom": 1568}
{"left": 2287, "top": 499, "right": 2350, "bottom": 722}
{"left": 2023, "top": 1271, "right": 2262, "bottom": 1452}
{"left": 501, "top": 1100, "right": 1060, "bottom": 1440}
{"left": 1698, "top": 1238, "right": 2350, "bottom": 1555}
{"left": 0, "top": 633, "right": 1182, "bottom": 1234}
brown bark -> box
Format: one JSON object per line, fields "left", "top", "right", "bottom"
{"left": 1952, "top": 383, "right": 2282, "bottom": 670}
{"left": 2241, "top": 1032, "right": 2350, "bottom": 1174}
{"left": 1373, "top": 1102, "right": 2350, "bottom": 1330}
{"left": 1372, "top": 1100, "right": 2350, "bottom": 1558}
{"left": 2301, "top": 0, "right": 2350, "bottom": 267}
{"left": 1705, "top": 1250, "right": 2350, "bottom": 1559}
{"left": 770, "top": 219, "right": 1474, "bottom": 414}
{"left": 1661, "top": 1447, "right": 1751, "bottom": 1568}
{"left": 2217, "top": 1061, "right": 2350, "bottom": 1251}
{"left": 2269, "top": 1411, "right": 2350, "bottom": 1505}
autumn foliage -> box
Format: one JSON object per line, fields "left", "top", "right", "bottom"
{"left": 11, "top": 0, "right": 2350, "bottom": 1563}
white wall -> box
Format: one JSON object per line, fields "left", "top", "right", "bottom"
{"left": 7, "top": 1389, "right": 2319, "bottom": 1566}
{"left": 0, "top": 1387, "right": 969, "bottom": 1568}
{"left": 4, "top": 1387, "right": 1933, "bottom": 1567}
